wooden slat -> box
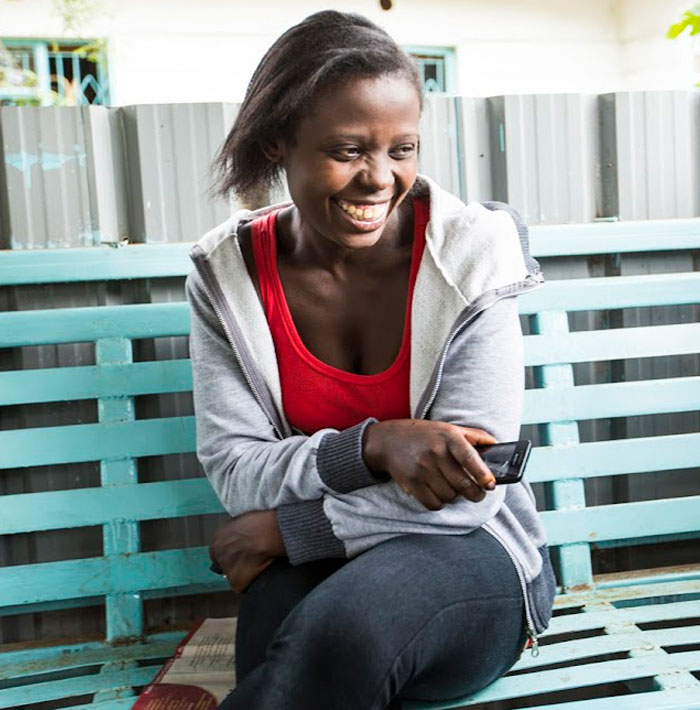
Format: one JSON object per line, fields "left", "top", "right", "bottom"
{"left": 522, "top": 688, "right": 700, "bottom": 710}
{"left": 0, "top": 664, "right": 156, "bottom": 707}
{"left": 404, "top": 650, "right": 700, "bottom": 709}
{"left": 0, "top": 243, "right": 193, "bottom": 285}
{"left": 527, "top": 433, "right": 700, "bottom": 483}
{"left": 546, "top": 599, "right": 700, "bottom": 636}
{"left": 0, "top": 416, "right": 195, "bottom": 469}
{"left": 529, "top": 218, "right": 700, "bottom": 257}
{"left": 519, "top": 272, "right": 700, "bottom": 314}
{"left": 0, "top": 547, "right": 217, "bottom": 607}
{"left": 541, "top": 496, "right": 700, "bottom": 546}
{"left": 0, "top": 479, "right": 223, "bottom": 534}
{"left": 513, "top": 624, "right": 700, "bottom": 672}
{"left": 0, "top": 219, "right": 697, "bottom": 287}
{"left": 523, "top": 376, "right": 700, "bottom": 423}
{"left": 524, "top": 322, "right": 699, "bottom": 366}
{"left": 0, "top": 359, "right": 193, "bottom": 406}
{"left": 0, "top": 633, "right": 183, "bottom": 680}
{"left": 0, "top": 302, "right": 190, "bottom": 347}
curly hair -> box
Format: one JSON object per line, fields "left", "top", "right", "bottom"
{"left": 211, "top": 11, "right": 423, "bottom": 202}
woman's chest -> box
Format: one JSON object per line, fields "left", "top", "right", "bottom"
{"left": 279, "top": 262, "right": 412, "bottom": 376}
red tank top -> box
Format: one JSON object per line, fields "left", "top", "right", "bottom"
{"left": 251, "top": 198, "right": 428, "bottom": 435}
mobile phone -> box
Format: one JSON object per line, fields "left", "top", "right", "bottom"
{"left": 475, "top": 440, "right": 531, "bottom": 484}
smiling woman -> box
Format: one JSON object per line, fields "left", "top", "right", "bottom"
{"left": 187, "top": 10, "right": 555, "bottom": 710}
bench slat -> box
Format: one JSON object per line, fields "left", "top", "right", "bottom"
{"left": 524, "top": 322, "right": 700, "bottom": 366}
{"left": 0, "top": 547, "right": 216, "bottom": 607}
{"left": 523, "top": 375, "right": 700, "bottom": 423}
{"left": 0, "top": 634, "right": 182, "bottom": 680}
{"left": 0, "top": 479, "right": 222, "bottom": 534}
{"left": 405, "top": 650, "right": 700, "bottom": 708}
{"left": 0, "top": 302, "right": 190, "bottom": 347}
{"left": 0, "top": 243, "right": 193, "bottom": 285}
{"left": 528, "top": 218, "right": 700, "bottom": 257}
{"left": 514, "top": 624, "right": 700, "bottom": 672}
{"left": 528, "top": 433, "right": 700, "bottom": 482}
{"left": 0, "top": 416, "right": 195, "bottom": 469}
{"left": 541, "top": 496, "right": 700, "bottom": 546}
{"left": 519, "top": 272, "right": 700, "bottom": 313}
{"left": 0, "top": 219, "right": 696, "bottom": 286}
{"left": 0, "top": 359, "right": 193, "bottom": 405}
{"left": 520, "top": 688, "right": 700, "bottom": 710}
{"left": 0, "top": 664, "right": 156, "bottom": 708}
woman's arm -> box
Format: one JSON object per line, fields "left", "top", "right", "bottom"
{"left": 187, "top": 270, "right": 383, "bottom": 520}
{"left": 278, "top": 296, "right": 525, "bottom": 563}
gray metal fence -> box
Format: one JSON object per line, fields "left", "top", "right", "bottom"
{"left": 1, "top": 92, "right": 698, "bottom": 647}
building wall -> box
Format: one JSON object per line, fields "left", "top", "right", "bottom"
{"left": 0, "top": 0, "right": 696, "bottom": 105}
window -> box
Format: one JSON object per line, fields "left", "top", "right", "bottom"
{"left": 0, "top": 39, "right": 108, "bottom": 106}
{"left": 404, "top": 46, "right": 456, "bottom": 94}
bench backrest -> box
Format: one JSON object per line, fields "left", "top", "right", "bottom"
{"left": 1, "top": 218, "right": 698, "bottom": 642}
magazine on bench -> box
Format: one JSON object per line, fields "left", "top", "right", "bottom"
{"left": 132, "top": 617, "right": 237, "bottom": 709}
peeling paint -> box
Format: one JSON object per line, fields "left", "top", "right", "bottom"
{"left": 4, "top": 148, "right": 87, "bottom": 189}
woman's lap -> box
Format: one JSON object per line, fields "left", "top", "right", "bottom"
{"left": 226, "top": 528, "right": 526, "bottom": 710}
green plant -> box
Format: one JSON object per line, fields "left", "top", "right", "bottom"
{"left": 666, "top": 4, "right": 700, "bottom": 38}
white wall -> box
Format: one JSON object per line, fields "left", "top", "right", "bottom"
{"left": 617, "top": 0, "right": 697, "bottom": 90}
{"left": 0, "top": 0, "right": 695, "bottom": 105}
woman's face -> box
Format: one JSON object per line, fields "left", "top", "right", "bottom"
{"left": 270, "top": 74, "right": 421, "bottom": 253}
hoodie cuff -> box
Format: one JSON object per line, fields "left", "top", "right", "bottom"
{"left": 277, "top": 500, "right": 346, "bottom": 565}
{"left": 316, "top": 417, "right": 387, "bottom": 494}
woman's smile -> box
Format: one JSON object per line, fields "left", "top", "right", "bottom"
{"left": 332, "top": 197, "right": 392, "bottom": 231}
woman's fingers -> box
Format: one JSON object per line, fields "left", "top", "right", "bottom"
{"left": 446, "top": 434, "right": 496, "bottom": 491}
{"left": 459, "top": 426, "right": 498, "bottom": 446}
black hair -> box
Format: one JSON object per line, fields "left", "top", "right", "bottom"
{"left": 211, "top": 11, "right": 423, "bottom": 202}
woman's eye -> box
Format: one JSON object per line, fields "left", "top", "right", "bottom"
{"left": 390, "top": 144, "right": 417, "bottom": 159}
{"left": 330, "top": 147, "right": 361, "bottom": 160}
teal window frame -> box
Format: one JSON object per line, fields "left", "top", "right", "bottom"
{"left": 403, "top": 45, "right": 456, "bottom": 94}
{"left": 1, "top": 38, "right": 109, "bottom": 105}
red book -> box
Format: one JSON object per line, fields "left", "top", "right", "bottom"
{"left": 132, "top": 618, "right": 237, "bottom": 709}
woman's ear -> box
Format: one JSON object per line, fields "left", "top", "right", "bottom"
{"left": 260, "top": 139, "right": 285, "bottom": 165}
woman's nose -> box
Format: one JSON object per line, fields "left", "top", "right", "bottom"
{"left": 358, "top": 155, "right": 394, "bottom": 192}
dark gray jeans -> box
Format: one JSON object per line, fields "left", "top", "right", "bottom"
{"left": 220, "top": 528, "right": 527, "bottom": 710}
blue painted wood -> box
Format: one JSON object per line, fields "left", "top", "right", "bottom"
{"left": 0, "top": 243, "right": 192, "bottom": 285}
{"left": 531, "top": 310, "right": 593, "bottom": 590}
{"left": 0, "top": 632, "right": 184, "bottom": 678}
{"left": 519, "top": 272, "right": 700, "bottom": 314}
{"left": 0, "top": 479, "right": 222, "bottom": 534}
{"left": 523, "top": 376, "right": 700, "bottom": 422}
{"left": 0, "top": 359, "right": 193, "bottom": 405}
{"left": 0, "top": 547, "right": 228, "bottom": 606}
{"left": 96, "top": 338, "right": 143, "bottom": 642}
{"left": 0, "top": 302, "right": 190, "bottom": 347}
{"left": 0, "top": 218, "right": 696, "bottom": 286}
{"left": 404, "top": 650, "right": 700, "bottom": 709}
{"left": 523, "top": 322, "right": 700, "bottom": 366}
{"left": 528, "top": 218, "right": 700, "bottom": 257}
{"left": 0, "top": 416, "right": 195, "bottom": 469}
{"left": 541, "top": 496, "right": 700, "bottom": 545}
{"left": 0, "top": 664, "right": 157, "bottom": 707}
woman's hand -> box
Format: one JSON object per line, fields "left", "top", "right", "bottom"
{"left": 362, "top": 420, "right": 498, "bottom": 511}
{"left": 209, "top": 510, "right": 286, "bottom": 594}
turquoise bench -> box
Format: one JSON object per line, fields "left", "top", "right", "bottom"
{"left": 1, "top": 218, "right": 699, "bottom": 709}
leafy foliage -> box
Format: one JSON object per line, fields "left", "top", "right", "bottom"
{"left": 666, "top": 4, "right": 700, "bottom": 38}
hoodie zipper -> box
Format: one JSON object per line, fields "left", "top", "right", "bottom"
{"left": 483, "top": 523, "right": 540, "bottom": 656}
{"left": 191, "top": 246, "right": 285, "bottom": 439}
{"left": 416, "top": 279, "right": 544, "bottom": 656}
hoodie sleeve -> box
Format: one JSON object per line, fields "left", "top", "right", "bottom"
{"left": 186, "top": 269, "right": 383, "bottom": 555}
{"left": 278, "top": 296, "right": 526, "bottom": 564}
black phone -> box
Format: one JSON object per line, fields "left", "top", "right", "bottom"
{"left": 475, "top": 440, "right": 532, "bottom": 484}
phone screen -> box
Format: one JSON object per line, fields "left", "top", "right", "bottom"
{"left": 476, "top": 440, "right": 531, "bottom": 484}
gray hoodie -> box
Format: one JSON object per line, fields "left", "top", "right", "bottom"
{"left": 186, "top": 174, "right": 556, "bottom": 648}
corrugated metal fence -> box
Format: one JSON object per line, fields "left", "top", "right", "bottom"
{"left": 1, "top": 91, "right": 698, "bottom": 646}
